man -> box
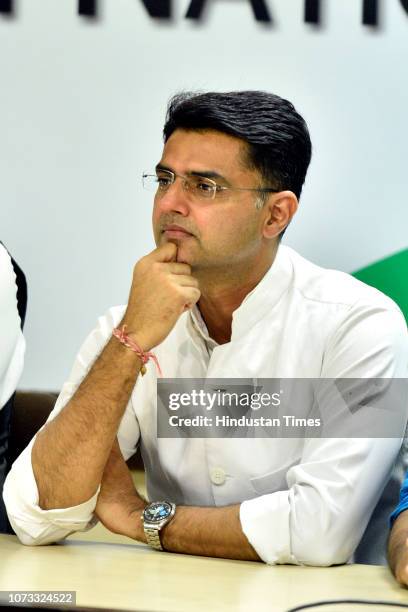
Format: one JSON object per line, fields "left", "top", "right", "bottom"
{"left": 4, "top": 91, "right": 407, "bottom": 564}
{"left": 0, "top": 243, "right": 26, "bottom": 533}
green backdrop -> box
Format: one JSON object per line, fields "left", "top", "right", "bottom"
{"left": 353, "top": 249, "right": 408, "bottom": 323}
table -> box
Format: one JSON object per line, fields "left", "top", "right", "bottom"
{"left": 1, "top": 534, "right": 408, "bottom": 612}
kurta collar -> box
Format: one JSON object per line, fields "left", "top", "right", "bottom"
{"left": 188, "top": 245, "right": 293, "bottom": 345}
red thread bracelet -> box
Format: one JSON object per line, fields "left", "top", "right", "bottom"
{"left": 112, "top": 326, "right": 162, "bottom": 377}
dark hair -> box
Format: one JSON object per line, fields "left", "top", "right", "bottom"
{"left": 163, "top": 90, "right": 312, "bottom": 200}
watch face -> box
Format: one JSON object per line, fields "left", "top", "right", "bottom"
{"left": 144, "top": 502, "right": 173, "bottom": 524}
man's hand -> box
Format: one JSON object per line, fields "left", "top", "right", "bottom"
{"left": 388, "top": 511, "right": 408, "bottom": 586}
{"left": 122, "top": 242, "right": 201, "bottom": 351}
{"left": 95, "top": 489, "right": 145, "bottom": 539}
{"left": 95, "top": 440, "right": 147, "bottom": 541}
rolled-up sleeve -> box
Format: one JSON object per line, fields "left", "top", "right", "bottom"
{"left": 3, "top": 305, "right": 140, "bottom": 545}
{"left": 241, "top": 301, "right": 408, "bottom": 565}
{"left": 3, "top": 434, "right": 100, "bottom": 546}
{"left": 240, "top": 437, "right": 401, "bottom": 565}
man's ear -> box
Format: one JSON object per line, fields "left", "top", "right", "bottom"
{"left": 262, "top": 191, "right": 299, "bottom": 239}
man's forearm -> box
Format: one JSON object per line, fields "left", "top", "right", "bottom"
{"left": 128, "top": 503, "right": 260, "bottom": 561}
{"left": 388, "top": 512, "right": 408, "bottom": 585}
{"left": 159, "top": 504, "right": 260, "bottom": 561}
{"left": 32, "top": 336, "right": 143, "bottom": 510}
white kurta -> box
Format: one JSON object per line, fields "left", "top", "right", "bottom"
{"left": 4, "top": 245, "right": 408, "bottom": 565}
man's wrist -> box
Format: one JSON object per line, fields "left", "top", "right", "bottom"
{"left": 129, "top": 501, "right": 148, "bottom": 542}
{"left": 119, "top": 317, "right": 155, "bottom": 353}
{"left": 141, "top": 501, "right": 177, "bottom": 551}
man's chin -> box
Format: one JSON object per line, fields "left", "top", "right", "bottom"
{"left": 175, "top": 247, "right": 193, "bottom": 265}
{"left": 157, "top": 234, "right": 202, "bottom": 267}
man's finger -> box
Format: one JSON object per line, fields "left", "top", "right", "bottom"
{"left": 170, "top": 274, "right": 199, "bottom": 288}
{"left": 182, "top": 287, "right": 201, "bottom": 307}
{"left": 152, "top": 242, "right": 178, "bottom": 262}
{"left": 166, "top": 262, "right": 192, "bottom": 276}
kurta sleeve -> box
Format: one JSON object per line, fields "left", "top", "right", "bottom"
{"left": 240, "top": 303, "right": 408, "bottom": 565}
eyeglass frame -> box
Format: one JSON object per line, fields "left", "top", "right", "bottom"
{"left": 142, "top": 168, "right": 280, "bottom": 201}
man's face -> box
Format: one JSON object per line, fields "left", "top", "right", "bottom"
{"left": 152, "top": 129, "right": 270, "bottom": 271}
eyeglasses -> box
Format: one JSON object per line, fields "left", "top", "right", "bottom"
{"left": 142, "top": 170, "right": 279, "bottom": 201}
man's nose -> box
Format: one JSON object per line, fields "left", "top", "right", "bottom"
{"left": 156, "top": 179, "right": 190, "bottom": 216}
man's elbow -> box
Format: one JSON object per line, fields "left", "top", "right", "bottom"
{"left": 258, "top": 533, "right": 353, "bottom": 566}
{"left": 298, "top": 548, "right": 350, "bottom": 567}
{"left": 15, "top": 531, "right": 56, "bottom": 547}
{"left": 6, "top": 509, "right": 96, "bottom": 546}
{"left": 6, "top": 514, "right": 63, "bottom": 547}
{"left": 292, "top": 535, "right": 354, "bottom": 567}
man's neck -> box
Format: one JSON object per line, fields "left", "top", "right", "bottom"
{"left": 196, "top": 246, "right": 278, "bottom": 345}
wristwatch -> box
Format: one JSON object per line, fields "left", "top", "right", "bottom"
{"left": 142, "top": 501, "right": 176, "bottom": 550}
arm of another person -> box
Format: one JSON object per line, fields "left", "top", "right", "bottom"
{"left": 388, "top": 477, "right": 408, "bottom": 586}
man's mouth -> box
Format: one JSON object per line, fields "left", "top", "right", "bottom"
{"left": 162, "top": 224, "right": 194, "bottom": 239}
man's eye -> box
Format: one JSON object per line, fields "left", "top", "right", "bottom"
{"left": 195, "top": 180, "right": 215, "bottom": 193}
{"left": 157, "top": 176, "right": 172, "bottom": 188}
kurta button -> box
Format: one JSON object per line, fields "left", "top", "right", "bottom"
{"left": 210, "top": 467, "right": 226, "bottom": 485}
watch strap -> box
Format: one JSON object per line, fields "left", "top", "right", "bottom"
{"left": 144, "top": 525, "right": 163, "bottom": 551}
